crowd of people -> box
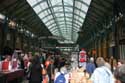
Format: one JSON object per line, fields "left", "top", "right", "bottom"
{"left": 0, "top": 49, "right": 125, "bottom": 83}
{"left": 69, "top": 56, "right": 125, "bottom": 83}
{"left": 0, "top": 49, "right": 69, "bottom": 83}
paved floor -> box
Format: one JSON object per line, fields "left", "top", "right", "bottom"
{"left": 22, "top": 80, "right": 28, "bottom": 83}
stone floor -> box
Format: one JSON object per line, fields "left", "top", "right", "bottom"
{"left": 22, "top": 80, "right": 28, "bottom": 83}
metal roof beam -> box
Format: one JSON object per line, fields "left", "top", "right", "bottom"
{"left": 71, "top": 0, "right": 75, "bottom": 41}
{"left": 90, "top": 9, "right": 104, "bottom": 17}
{"left": 98, "top": 0, "right": 113, "bottom": 9}
{"left": 62, "top": 0, "right": 68, "bottom": 35}
{"left": 58, "top": 20, "right": 81, "bottom": 27}
{"left": 105, "top": 0, "right": 113, "bottom": 5}
{"left": 92, "top": 2, "right": 107, "bottom": 14}
{"left": 19, "top": 12, "right": 34, "bottom": 20}
{"left": 45, "top": 17, "right": 83, "bottom": 27}
{"left": 51, "top": 27, "right": 79, "bottom": 34}
{"left": 50, "top": 24, "right": 79, "bottom": 31}
{"left": 93, "top": 0, "right": 113, "bottom": 16}
{"left": 47, "top": 0, "right": 62, "bottom": 36}
{"left": 0, "top": 0, "right": 20, "bottom": 12}
{"left": 42, "top": 11, "right": 85, "bottom": 21}
{"left": 14, "top": 5, "right": 30, "bottom": 17}
{"left": 32, "top": 0, "right": 45, "bottom": 8}
{"left": 32, "top": 0, "right": 89, "bottom": 9}
{"left": 37, "top": 5, "right": 86, "bottom": 15}
{"left": 47, "top": 21, "right": 81, "bottom": 29}
{"left": 76, "top": 0, "right": 89, "bottom": 7}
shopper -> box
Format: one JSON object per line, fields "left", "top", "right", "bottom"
{"left": 114, "top": 64, "right": 125, "bottom": 83}
{"left": 29, "top": 53, "right": 43, "bottom": 83}
{"left": 90, "top": 57, "right": 114, "bottom": 83}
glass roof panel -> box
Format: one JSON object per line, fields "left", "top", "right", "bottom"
{"left": 55, "top": 13, "right": 64, "bottom": 17}
{"left": 82, "top": 0, "right": 91, "bottom": 5}
{"left": 46, "top": 20, "right": 55, "bottom": 26}
{"left": 51, "top": 0, "right": 62, "bottom": 6}
{"left": 39, "top": 1, "right": 48, "bottom": 10}
{"left": 64, "top": 0, "right": 73, "bottom": 6}
{"left": 75, "top": 1, "right": 82, "bottom": 9}
{"left": 53, "top": 7, "right": 62, "bottom": 12}
{"left": 57, "top": 18, "right": 64, "bottom": 21}
{"left": 27, "top": 0, "right": 37, "bottom": 6}
{"left": 49, "top": 24, "right": 56, "bottom": 29}
{"left": 65, "top": 7, "right": 73, "bottom": 12}
{"left": 65, "top": 13, "right": 72, "bottom": 17}
{"left": 75, "top": 21, "right": 82, "bottom": 26}
{"left": 27, "top": 0, "right": 92, "bottom": 43}
{"left": 33, "top": 5, "right": 42, "bottom": 13}
{"left": 80, "top": 2, "right": 89, "bottom": 12}
{"left": 50, "top": 27, "right": 57, "bottom": 31}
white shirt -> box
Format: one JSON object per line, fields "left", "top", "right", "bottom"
{"left": 90, "top": 66, "right": 114, "bottom": 83}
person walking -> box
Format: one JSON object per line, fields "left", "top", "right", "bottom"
{"left": 90, "top": 57, "right": 114, "bottom": 83}
{"left": 29, "top": 53, "right": 43, "bottom": 83}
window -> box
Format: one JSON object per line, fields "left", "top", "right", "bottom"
{"left": 27, "top": 0, "right": 92, "bottom": 43}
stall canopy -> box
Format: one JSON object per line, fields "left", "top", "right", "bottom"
{"left": 27, "top": 0, "right": 92, "bottom": 43}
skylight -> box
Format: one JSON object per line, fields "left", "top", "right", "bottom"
{"left": 27, "top": 0, "right": 91, "bottom": 43}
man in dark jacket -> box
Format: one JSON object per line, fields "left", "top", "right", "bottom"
{"left": 29, "top": 54, "right": 42, "bottom": 83}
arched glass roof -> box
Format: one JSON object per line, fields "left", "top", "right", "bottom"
{"left": 27, "top": 0, "right": 91, "bottom": 43}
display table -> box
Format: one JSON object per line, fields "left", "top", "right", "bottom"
{"left": 0, "top": 69, "right": 24, "bottom": 83}
{"left": 0, "top": 74, "right": 5, "bottom": 83}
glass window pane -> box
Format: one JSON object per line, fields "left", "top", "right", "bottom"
{"left": 42, "top": 18, "right": 48, "bottom": 23}
{"left": 58, "top": 21, "right": 65, "bottom": 25}
{"left": 54, "top": 7, "right": 62, "bottom": 12}
{"left": 33, "top": 5, "right": 41, "bottom": 13}
{"left": 27, "top": 0, "right": 92, "bottom": 43}
{"left": 78, "top": 17, "right": 83, "bottom": 23}
{"left": 44, "top": 11, "right": 49, "bottom": 16}
{"left": 39, "top": 12, "right": 45, "bottom": 19}
{"left": 74, "top": 15, "right": 79, "bottom": 19}
{"left": 27, "top": 0, "right": 37, "bottom": 6}
{"left": 81, "top": 3, "right": 88, "bottom": 12}
{"left": 75, "top": 1, "right": 82, "bottom": 9}
{"left": 66, "top": 18, "right": 72, "bottom": 21}
{"left": 82, "top": 0, "right": 91, "bottom": 5}
{"left": 65, "top": 13, "right": 72, "bottom": 17}
{"left": 60, "top": 25, "right": 65, "bottom": 28}
{"left": 74, "top": 10, "right": 80, "bottom": 15}
{"left": 79, "top": 11, "right": 86, "bottom": 18}
{"left": 66, "top": 22, "right": 72, "bottom": 25}
{"left": 40, "top": 2, "right": 48, "bottom": 10}
{"left": 50, "top": 26, "right": 57, "bottom": 31}
{"left": 51, "top": 0, "right": 62, "bottom": 6}
{"left": 75, "top": 21, "right": 82, "bottom": 26}
{"left": 73, "top": 23, "right": 80, "bottom": 27}
{"left": 52, "top": 31, "right": 59, "bottom": 35}
{"left": 39, "top": 11, "right": 49, "bottom": 19}
{"left": 57, "top": 18, "right": 64, "bottom": 21}
{"left": 64, "top": 0, "right": 73, "bottom": 6}
{"left": 55, "top": 13, "right": 64, "bottom": 17}
{"left": 65, "top": 7, "right": 73, "bottom": 12}
{"left": 49, "top": 26, "right": 56, "bottom": 30}
{"left": 66, "top": 16, "right": 71, "bottom": 19}
{"left": 46, "top": 20, "right": 55, "bottom": 26}
{"left": 48, "top": 23, "right": 56, "bottom": 29}
{"left": 47, "top": 15, "right": 53, "bottom": 20}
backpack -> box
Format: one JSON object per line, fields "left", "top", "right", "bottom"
{"left": 55, "top": 73, "right": 66, "bottom": 83}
